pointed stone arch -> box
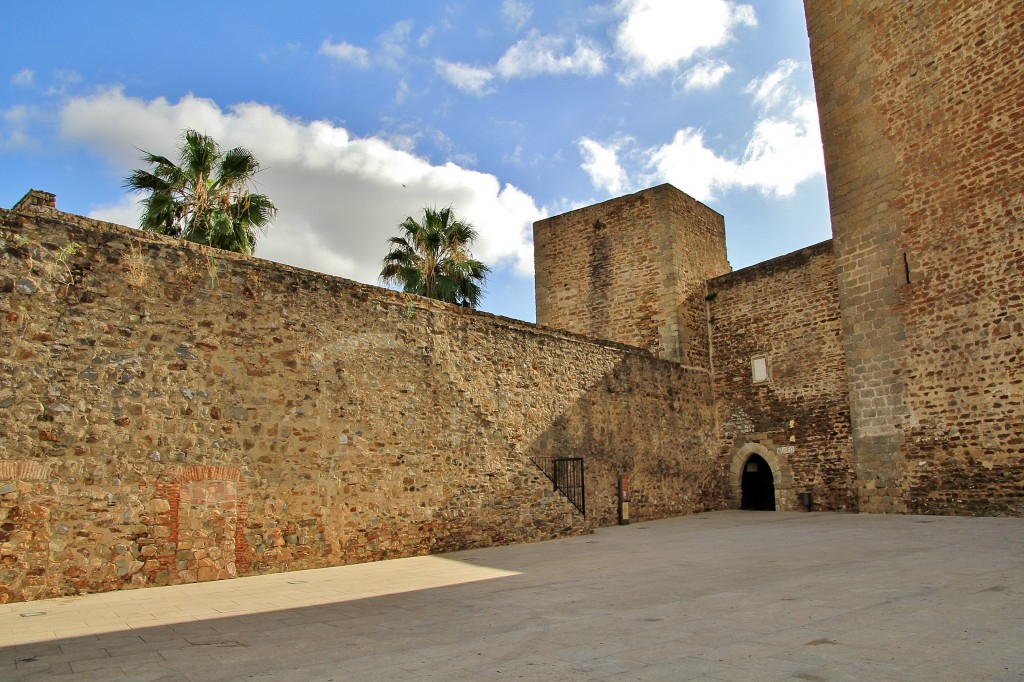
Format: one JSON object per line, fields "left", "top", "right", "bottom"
{"left": 727, "top": 442, "right": 793, "bottom": 510}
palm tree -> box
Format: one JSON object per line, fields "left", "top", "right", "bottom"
{"left": 124, "top": 129, "right": 277, "bottom": 255}
{"left": 380, "top": 206, "right": 490, "bottom": 309}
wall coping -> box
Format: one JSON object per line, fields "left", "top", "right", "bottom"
{"left": 534, "top": 183, "right": 724, "bottom": 227}
{"left": 707, "top": 239, "right": 834, "bottom": 289}
{"left": 3, "top": 192, "right": 697, "bottom": 371}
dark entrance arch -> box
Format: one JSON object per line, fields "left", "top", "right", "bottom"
{"left": 741, "top": 454, "right": 776, "bottom": 510}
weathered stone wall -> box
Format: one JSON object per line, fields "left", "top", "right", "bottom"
{"left": 534, "top": 184, "right": 730, "bottom": 368}
{"left": 805, "top": 0, "right": 1024, "bottom": 514}
{"left": 707, "top": 241, "right": 855, "bottom": 512}
{"left": 0, "top": 195, "right": 722, "bottom": 602}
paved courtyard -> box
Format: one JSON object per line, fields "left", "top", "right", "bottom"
{"left": 2, "top": 511, "right": 1022, "bottom": 681}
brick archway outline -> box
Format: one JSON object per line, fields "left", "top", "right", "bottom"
{"left": 146, "top": 465, "right": 251, "bottom": 586}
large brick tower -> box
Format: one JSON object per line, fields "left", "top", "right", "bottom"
{"left": 533, "top": 184, "right": 730, "bottom": 369}
{"left": 805, "top": 1, "right": 1024, "bottom": 513}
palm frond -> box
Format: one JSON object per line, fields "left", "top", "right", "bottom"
{"left": 181, "top": 130, "right": 218, "bottom": 178}
{"left": 219, "top": 147, "right": 261, "bottom": 185}
{"left": 122, "top": 128, "right": 276, "bottom": 256}
{"left": 139, "top": 191, "right": 181, "bottom": 236}
{"left": 124, "top": 168, "right": 170, "bottom": 194}
{"left": 379, "top": 205, "right": 489, "bottom": 308}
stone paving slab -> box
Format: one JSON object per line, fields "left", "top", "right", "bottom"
{"left": 1, "top": 511, "right": 1022, "bottom": 680}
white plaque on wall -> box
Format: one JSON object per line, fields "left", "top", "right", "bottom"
{"left": 751, "top": 356, "right": 768, "bottom": 383}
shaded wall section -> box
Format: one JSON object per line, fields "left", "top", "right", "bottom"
{"left": 530, "top": 353, "right": 722, "bottom": 527}
{"left": 806, "top": 0, "right": 1024, "bottom": 514}
{"left": 708, "top": 241, "right": 855, "bottom": 512}
{"left": 0, "top": 194, "right": 722, "bottom": 602}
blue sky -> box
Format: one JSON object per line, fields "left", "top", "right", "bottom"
{"left": 1, "top": 0, "right": 830, "bottom": 322}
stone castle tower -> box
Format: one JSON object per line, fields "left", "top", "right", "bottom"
{"left": 805, "top": 0, "right": 1023, "bottom": 514}
{"left": 533, "top": 184, "right": 730, "bottom": 369}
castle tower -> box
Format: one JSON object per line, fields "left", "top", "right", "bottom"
{"left": 533, "top": 184, "right": 730, "bottom": 368}
{"left": 805, "top": 1, "right": 1024, "bottom": 513}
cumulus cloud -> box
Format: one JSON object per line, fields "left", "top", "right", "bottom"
{"left": 319, "top": 39, "right": 370, "bottom": 68}
{"left": 647, "top": 128, "right": 738, "bottom": 201}
{"left": 615, "top": 0, "right": 755, "bottom": 79}
{"left": 680, "top": 59, "right": 733, "bottom": 90}
{"left": 83, "top": 194, "right": 141, "bottom": 229}
{"left": 435, "top": 60, "right": 495, "bottom": 95}
{"left": 580, "top": 60, "right": 823, "bottom": 202}
{"left": 501, "top": 0, "right": 533, "bottom": 31}
{"left": 579, "top": 138, "right": 629, "bottom": 195}
{"left": 649, "top": 62, "right": 823, "bottom": 201}
{"left": 10, "top": 69, "right": 34, "bottom": 87}
{"left": 59, "top": 89, "right": 542, "bottom": 288}
{"left": 729, "top": 99, "right": 823, "bottom": 195}
{"left": 495, "top": 31, "right": 605, "bottom": 79}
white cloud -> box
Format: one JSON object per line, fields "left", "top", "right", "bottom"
{"left": 45, "top": 69, "right": 83, "bottom": 96}
{"left": 615, "top": 0, "right": 756, "bottom": 79}
{"left": 84, "top": 194, "right": 140, "bottom": 229}
{"left": 648, "top": 62, "right": 823, "bottom": 201}
{"left": 579, "top": 138, "right": 629, "bottom": 195}
{"left": 680, "top": 59, "right": 733, "bottom": 90}
{"left": 394, "top": 78, "right": 410, "bottom": 104}
{"left": 60, "top": 88, "right": 543, "bottom": 288}
{"left": 495, "top": 31, "right": 605, "bottom": 79}
{"left": 417, "top": 26, "right": 435, "bottom": 49}
{"left": 320, "top": 22, "right": 413, "bottom": 70}
{"left": 647, "top": 128, "right": 737, "bottom": 202}
{"left": 505, "top": 143, "right": 524, "bottom": 167}
{"left": 435, "top": 60, "right": 495, "bottom": 96}
{"left": 501, "top": 0, "right": 533, "bottom": 31}
{"left": 2, "top": 104, "right": 36, "bottom": 149}
{"left": 745, "top": 58, "right": 799, "bottom": 108}
{"left": 732, "top": 98, "right": 823, "bottom": 196}
{"left": 11, "top": 69, "right": 34, "bottom": 87}
{"left": 584, "top": 60, "right": 824, "bottom": 202}
{"left": 435, "top": 27, "right": 604, "bottom": 96}
{"left": 379, "top": 19, "right": 414, "bottom": 67}
{"left": 319, "top": 39, "right": 370, "bottom": 68}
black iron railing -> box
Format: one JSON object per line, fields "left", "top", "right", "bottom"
{"left": 530, "top": 456, "right": 585, "bottom": 516}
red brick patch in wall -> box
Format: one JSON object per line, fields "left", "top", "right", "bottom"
{"left": 143, "top": 466, "right": 250, "bottom": 586}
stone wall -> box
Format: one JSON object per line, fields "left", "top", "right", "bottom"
{"left": 707, "top": 241, "right": 856, "bottom": 512}
{"left": 534, "top": 184, "right": 730, "bottom": 367}
{"left": 805, "top": 0, "right": 1024, "bottom": 514}
{"left": 0, "top": 194, "right": 722, "bottom": 602}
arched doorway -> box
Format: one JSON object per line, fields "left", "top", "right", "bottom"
{"left": 741, "top": 454, "right": 776, "bottom": 510}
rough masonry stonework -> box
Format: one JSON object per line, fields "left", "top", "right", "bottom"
{"left": 805, "top": 0, "right": 1024, "bottom": 514}
{"left": 708, "top": 241, "right": 856, "bottom": 512}
{"left": 2, "top": 0, "right": 1022, "bottom": 604}
{"left": 0, "top": 195, "right": 721, "bottom": 602}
